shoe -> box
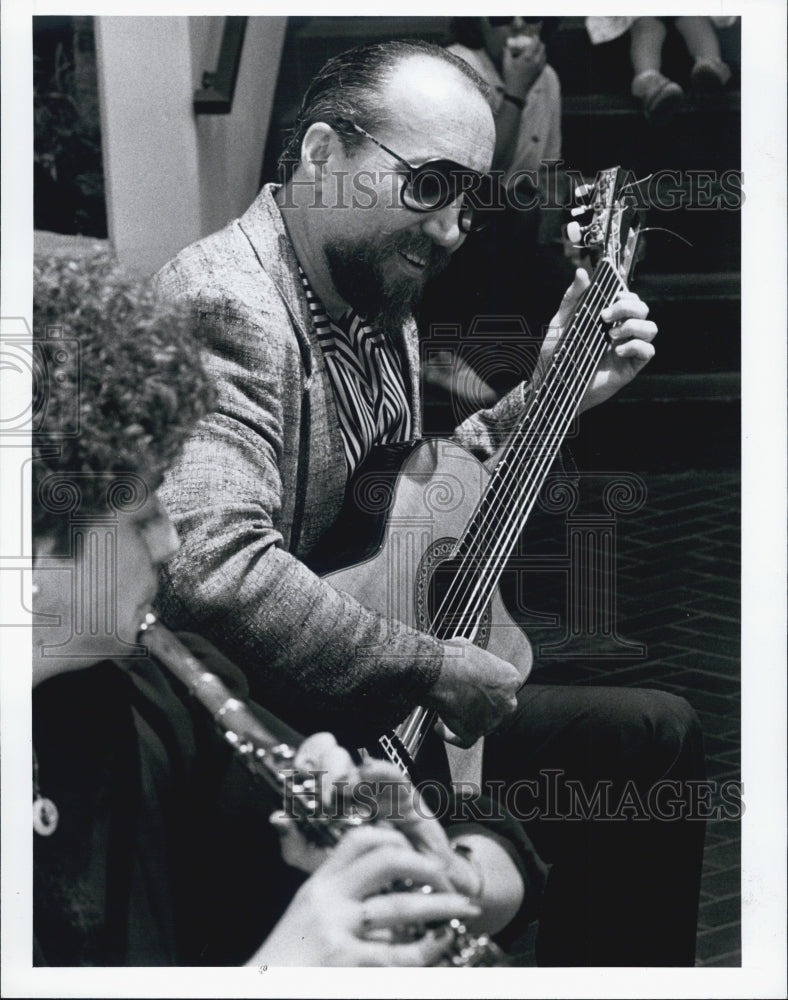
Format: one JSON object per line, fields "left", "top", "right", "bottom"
{"left": 632, "top": 71, "right": 684, "bottom": 125}
{"left": 690, "top": 58, "right": 732, "bottom": 92}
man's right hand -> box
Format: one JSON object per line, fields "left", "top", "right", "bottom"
{"left": 425, "top": 637, "right": 520, "bottom": 747}
{"left": 502, "top": 35, "right": 547, "bottom": 101}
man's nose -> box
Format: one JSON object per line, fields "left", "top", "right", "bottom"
{"left": 420, "top": 201, "right": 464, "bottom": 250}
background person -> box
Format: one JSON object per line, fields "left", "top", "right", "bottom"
{"left": 419, "top": 16, "right": 575, "bottom": 411}
{"left": 447, "top": 15, "right": 564, "bottom": 244}
{"left": 586, "top": 16, "right": 736, "bottom": 124}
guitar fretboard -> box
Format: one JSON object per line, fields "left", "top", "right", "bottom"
{"left": 379, "top": 167, "right": 644, "bottom": 774}
{"left": 436, "top": 258, "right": 622, "bottom": 636}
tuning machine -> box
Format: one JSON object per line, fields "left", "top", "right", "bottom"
{"left": 567, "top": 206, "right": 593, "bottom": 244}
{"left": 566, "top": 182, "right": 596, "bottom": 245}
{"left": 565, "top": 220, "right": 586, "bottom": 244}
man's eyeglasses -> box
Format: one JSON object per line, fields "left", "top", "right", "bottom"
{"left": 348, "top": 122, "right": 498, "bottom": 234}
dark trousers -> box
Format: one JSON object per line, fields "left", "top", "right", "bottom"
{"left": 484, "top": 683, "right": 706, "bottom": 966}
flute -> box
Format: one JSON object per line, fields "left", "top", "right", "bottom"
{"left": 138, "top": 612, "right": 507, "bottom": 966}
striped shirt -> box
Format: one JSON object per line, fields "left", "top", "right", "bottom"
{"left": 300, "top": 268, "right": 412, "bottom": 479}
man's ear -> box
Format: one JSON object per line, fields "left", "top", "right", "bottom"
{"left": 300, "top": 122, "right": 343, "bottom": 187}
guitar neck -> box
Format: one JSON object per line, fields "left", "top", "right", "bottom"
{"left": 387, "top": 260, "right": 627, "bottom": 774}
{"left": 385, "top": 168, "right": 644, "bottom": 774}
{"left": 439, "top": 258, "right": 625, "bottom": 636}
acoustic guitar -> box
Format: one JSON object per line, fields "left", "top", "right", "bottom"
{"left": 309, "top": 167, "right": 645, "bottom": 782}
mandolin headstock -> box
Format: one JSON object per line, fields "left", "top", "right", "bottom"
{"left": 566, "top": 166, "right": 645, "bottom": 285}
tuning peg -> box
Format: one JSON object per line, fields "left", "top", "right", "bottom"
{"left": 574, "top": 183, "right": 593, "bottom": 200}
{"left": 570, "top": 205, "right": 588, "bottom": 217}
{"left": 566, "top": 221, "right": 583, "bottom": 244}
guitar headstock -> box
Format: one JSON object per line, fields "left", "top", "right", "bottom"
{"left": 566, "top": 167, "right": 645, "bottom": 284}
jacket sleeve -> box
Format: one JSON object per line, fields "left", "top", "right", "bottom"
{"left": 443, "top": 810, "right": 547, "bottom": 949}
{"left": 154, "top": 262, "right": 443, "bottom": 740}
{"left": 451, "top": 380, "right": 534, "bottom": 460}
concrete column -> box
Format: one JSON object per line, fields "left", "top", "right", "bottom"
{"left": 95, "top": 16, "right": 286, "bottom": 276}
{"left": 95, "top": 17, "right": 203, "bottom": 276}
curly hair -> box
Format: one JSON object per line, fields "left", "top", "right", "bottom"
{"left": 277, "top": 39, "right": 489, "bottom": 183}
{"left": 32, "top": 252, "right": 215, "bottom": 549}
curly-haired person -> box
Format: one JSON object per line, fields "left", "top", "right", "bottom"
{"left": 31, "top": 253, "right": 490, "bottom": 967}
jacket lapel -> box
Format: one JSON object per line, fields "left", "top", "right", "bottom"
{"left": 237, "top": 186, "right": 348, "bottom": 553}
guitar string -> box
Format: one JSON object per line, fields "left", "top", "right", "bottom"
{"left": 393, "top": 333, "right": 607, "bottom": 759}
{"left": 447, "top": 276, "right": 620, "bottom": 623}
{"left": 397, "top": 248, "right": 626, "bottom": 752}
{"left": 394, "top": 264, "right": 622, "bottom": 757}
{"left": 472, "top": 263, "right": 629, "bottom": 576}
{"left": 392, "top": 206, "right": 632, "bottom": 762}
{"left": 436, "top": 274, "right": 620, "bottom": 649}
{"left": 395, "top": 298, "right": 615, "bottom": 758}
{"left": 393, "top": 262, "right": 625, "bottom": 759}
{"left": 433, "top": 262, "right": 623, "bottom": 635}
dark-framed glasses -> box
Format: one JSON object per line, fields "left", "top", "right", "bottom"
{"left": 348, "top": 122, "right": 499, "bottom": 234}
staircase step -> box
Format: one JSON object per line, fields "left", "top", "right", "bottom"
{"left": 634, "top": 272, "right": 740, "bottom": 373}
{"left": 573, "top": 389, "right": 740, "bottom": 471}
{"left": 619, "top": 371, "right": 740, "bottom": 403}
{"left": 636, "top": 289, "right": 741, "bottom": 376}
{"left": 635, "top": 271, "right": 739, "bottom": 301}
{"left": 289, "top": 16, "right": 450, "bottom": 108}
{"left": 548, "top": 16, "right": 741, "bottom": 97}
{"left": 561, "top": 97, "right": 740, "bottom": 175}
{"left": 424, "top": 380, "right": 741, "bottom": 472}
{"left": 642, "top": 328, "right": 740, "bottom": 376}
{"left": 638, "top": 218, "right": 740, "bottom": 276}
{"left": 294, "top": 15, "right": 450, "bottom": 41}
{"left": 562, "top": 90, "right": 741, "bottom": 118}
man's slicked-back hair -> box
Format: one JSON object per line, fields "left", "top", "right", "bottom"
{"left": 277, "top": 38, "right": 490, "bottom": 183}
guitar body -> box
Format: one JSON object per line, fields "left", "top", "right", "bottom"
{"left": 317, "top": 439, "right": 533, "bottom": 782}
{"left": 321, "top": 437, "right": 533, "bottom": 679}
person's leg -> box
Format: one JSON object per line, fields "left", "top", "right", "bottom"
{"left": 629, "top": 16, "right": 667, "bottom": 76}
{"left": 484, "top": 683, "right": 706, "bottom": 965}
{"left": 675, "top": 15, "right": 722, "bottom": 61}
{"left": 629, "top": 17, "right": 684, "bottom": 123}
{"left": 676, "top": 16, "right": 732, "bottom": 90}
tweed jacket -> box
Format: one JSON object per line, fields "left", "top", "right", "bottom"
{"left": 155, "top": 185, "right": 533, "bottom": 737}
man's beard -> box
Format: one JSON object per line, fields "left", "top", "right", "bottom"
{"left": 324, "top": 231, "right": 451, "bottom": 340}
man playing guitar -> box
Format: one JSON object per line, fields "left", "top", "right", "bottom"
{"left": 155, "top": 40, "right": 706, "bottom": 966}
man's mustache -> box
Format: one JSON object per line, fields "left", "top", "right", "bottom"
{"left": 392, "top": 235, "right": 452, "bottom": 279}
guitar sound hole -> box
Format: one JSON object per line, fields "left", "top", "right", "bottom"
{"left": 415, "top": 539, "right": 491, "bottom": 647}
